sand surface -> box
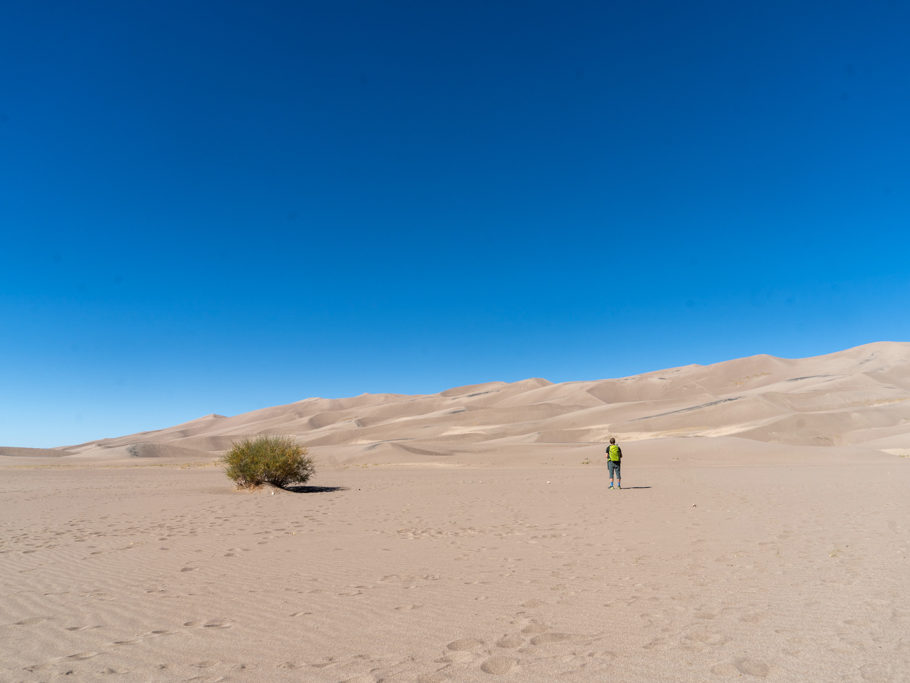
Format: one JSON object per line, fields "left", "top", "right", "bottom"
{"left": 2, "top": 445, "right": 909, "bottom": 681}
{"left": 3, "top": 342, "right": 910, "bottom": 680}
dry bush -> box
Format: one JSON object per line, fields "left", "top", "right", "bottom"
{"left": 223, "top": 435, "right": 314, "bottom": 489}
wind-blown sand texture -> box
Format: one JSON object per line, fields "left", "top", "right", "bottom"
{"left": 2, "top": 342, "right": 909, "bottom": 680}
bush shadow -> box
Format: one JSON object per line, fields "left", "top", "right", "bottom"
{"left": 283, "top": 484, "right": 348, "bottom": 494}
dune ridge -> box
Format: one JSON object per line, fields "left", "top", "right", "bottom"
{"left": 9, "top": 341, "right": 907, "bottom": 463}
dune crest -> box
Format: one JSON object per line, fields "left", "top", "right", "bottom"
{"left": 15, "top": 341, "right": 910, "bottom": 462}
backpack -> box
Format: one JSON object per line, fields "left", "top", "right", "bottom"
{"left": 607, "top": 444, "right": 622, "bottom": 461}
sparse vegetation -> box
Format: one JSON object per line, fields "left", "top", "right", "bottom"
{"left": 223, "top": 435, "right": 314, "bottom": 489}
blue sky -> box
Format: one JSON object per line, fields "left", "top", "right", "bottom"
{"left": 2, "top": 1, "right": 909, "bottom": 448}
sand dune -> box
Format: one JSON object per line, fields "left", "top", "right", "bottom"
{"left": 2, "top": 343, "right": 909, "bottom": 680}
{"left": 17, "top": 341, "right": 909, "bottom": 464}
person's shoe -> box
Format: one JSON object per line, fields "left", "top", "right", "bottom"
{"left": 617, "top": 484, "right": 622, "bottom": 489}
{"left": 608, "top": 483, "right": 614, "bottom": 489}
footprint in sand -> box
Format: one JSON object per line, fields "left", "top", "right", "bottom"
{"left": 182, "top": 619, "right": 231, "bottom": 629}
{"left": 447, "top": 638, "right": 484, "bottom": 651}
{"left": 480, "top": 655, "right": 516, "bottom": 675}
{"left": 642, "top": 637, "right": 666, "bottom": 649}
{"left": 712, "top": 658, "right": 769, "bottom": 678}
{"left": 441, "top": 638, "right": 484, "bottom": 664}
{"left": 15, "top": 616, "right": 52, "bottom": 626}
{"left": 309, "top": 657, "right": 338, "bottom": 669}
{"left": 203, "top": 620, "right": 230, "bottom": 629}
{"left": 66, "top": 652, "right": 100, "bottom": 661}
{"left": 191, "top": 660, "right": 218, "bottom": 668}
{"left": 417, "top": 673, "right": 450, "bottom": 683}
{"left": 529, "top": 632, "right": 575, "bottom": 645}
{"left": 277, "top": 661, "right": 303, "bottom": 670}
{"left": 520, "top": 621, "right": 549, "bottom": 635}
{"left": 679, "top": 628, "right": 728, "bottom": 650}
{"left": 496, "top": 634, "right": 524, "bottom": 648}
{"left": 735, "top": 658, "right": 770, "bottom": 677}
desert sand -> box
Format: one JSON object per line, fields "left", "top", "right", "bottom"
{"left": 2, "top": 342, "right": 909, "bottom": 681}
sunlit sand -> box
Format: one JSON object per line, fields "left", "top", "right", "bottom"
{"left": 2, "top": 343, "right": 909, "bottom": 680}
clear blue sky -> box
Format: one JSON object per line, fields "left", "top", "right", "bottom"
{"left": 2, "top": 1, "right": 909, "bottom": 448}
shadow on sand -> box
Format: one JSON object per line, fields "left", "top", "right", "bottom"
{"left": 618, "top": 486, "right": 652, "bottom": 490}
{"left": 284, "top": 485, "right": 348, "bottom": 494}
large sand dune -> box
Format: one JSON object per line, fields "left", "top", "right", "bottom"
{"left": 8, "top": 341, "right": 907, "bottom": 464}
{"left": 2, "top": 343, "right": 909, "bottom": 680}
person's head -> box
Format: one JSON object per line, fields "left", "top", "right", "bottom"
{"left": 609, "top": 437, "right": 616, "bottom": 444}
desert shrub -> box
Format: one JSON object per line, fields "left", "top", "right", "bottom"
{"left": 223, "top": 435, "right": 314, "bottom": 489}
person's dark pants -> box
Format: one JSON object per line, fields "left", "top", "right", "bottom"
{"left": 607, "top": 460, "right": 621, "bottom": 479}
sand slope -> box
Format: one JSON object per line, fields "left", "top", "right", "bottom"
{"left": 2, "top": 343, "right": 910, "bottom": 680}
{"left": 16, "top": 341, "right": 909, "bottom": 464}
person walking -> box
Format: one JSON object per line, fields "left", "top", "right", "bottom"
{"left": 605, "top": 437, "right": 622, "bottom": 489}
